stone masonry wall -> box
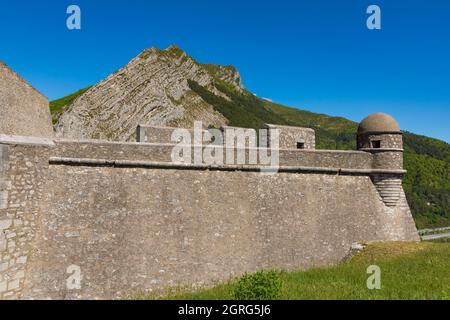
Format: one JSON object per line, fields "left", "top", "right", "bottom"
{"left": 51, "top": 140, "right": 374, "bottom": 170}
{"left": 137, "top": 125, "right": 316, "bottom": 150}
{"left": 263, "top": 124, "right": 316, "bottom": 150}
{"left": 23, "top": 165, "right": 418, "bottom": 299}
{"left": 0, "top": 62, "right": 54, "bottom": 138}
{"left": 0, "top": 138, "right": 53, "bottom": 299}
{"left": 0, "top": 138, "right": 419, "bottom": 299}
{"left": 358, "top": 133, "right": 403, "bottom": 150}
{"left": 371, "top": 151, "right": 404, "bottom": 170}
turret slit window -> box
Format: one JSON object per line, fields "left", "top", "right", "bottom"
{"left": 371, "top": 140, "right": 381, "bottom": 148}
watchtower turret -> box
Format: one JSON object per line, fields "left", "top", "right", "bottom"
{"left": 357, "top": 113, "right": 404, "bottom": 207}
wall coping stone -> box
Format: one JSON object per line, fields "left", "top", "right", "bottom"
{"left": 262, "top": 124, "right": 316, "bottom": 132}
{"left": 48, "top": 156, "right": 406, "bottom": 175}
{"left": 359, "top": 148, "right": 404, "bottom": 152}
{"left": 0, "top": 134, "right": 55, "bottom": 147}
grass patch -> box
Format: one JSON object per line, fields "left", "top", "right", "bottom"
{"left": 49, "top": 86, "right": 91, "bottom": 124}
{"left": 137, "top": 242, "right": 450, "bottom": 300}
{"left": 428, "top": 237, "right": 450, "bottom": 243}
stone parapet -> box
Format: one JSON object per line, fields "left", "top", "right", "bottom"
{"left": 51, "top": 140, "right": 373, "bottom": 170}
{"left": 0, "top": 131, "right": 418, "bottom": 300}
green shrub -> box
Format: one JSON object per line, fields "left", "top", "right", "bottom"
{"left": 233, "top": 271, "right": 283, "bottom": 300}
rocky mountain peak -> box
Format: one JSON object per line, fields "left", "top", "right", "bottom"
{"left": 139, "top": 45, "right": 243, "bottom": 92}
{"left": 55, "top": 45, "right": 247, "bottom": 141}
{"left": 202, "top": 64, "right": 243, "bottom": 93}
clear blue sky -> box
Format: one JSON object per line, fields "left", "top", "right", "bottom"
{"left": 1, "top": 0, "right": 449, "bottom": 142}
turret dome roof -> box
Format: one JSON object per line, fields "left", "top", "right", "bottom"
{"left": 358, "top": 113, "right": 401, "bottom": 134}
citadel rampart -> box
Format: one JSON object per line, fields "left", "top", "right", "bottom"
{"left": 0, "top": 124, "right": 418, "bottom": 299}
{"left": 0, "top": 63, "right": 419, "bottom": 300}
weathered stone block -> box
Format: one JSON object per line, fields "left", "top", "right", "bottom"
{"left": 0, "top": 237, "right": 6, "bottom": 252}
{"left": 0, "top": 145, "right": 8, "bottom": 173}
{"left": 7, "top": 279, "right": 20, "bottom": 290}
{"left": 16, "top": 256, "right": 27, "bottom": 264}
{"left": 0, "top": 191, "right": 9, "bottom": 209}
{"left": 0, "top": 219, "right": 12, "bottom": 230}
{"left": 0, "top": 262, "right": 8, "bottom": 272}
{"left": 0, "top": 280, "right": 7, "bottom": 293}
{"left": 0, "top": 180, "right": 11, "bottom": 191}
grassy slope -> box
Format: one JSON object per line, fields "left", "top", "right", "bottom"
{"left": 49, "top": 86, "right": 91, "bottom": 124}
{"left": 188, "top": 80, "right": 450, "bottom": 229}
{"left": 141, "top": 242, "right": 450, "bottom": 300}
{"left": 49, "top": 79, "right": 450, "bottom": 229}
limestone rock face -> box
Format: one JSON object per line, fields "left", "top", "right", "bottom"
{"left": 56, "top": 45, "right": 244, "bottom": 141}
{"left": 0, "top": 61, "right": 54, "bottom": 138}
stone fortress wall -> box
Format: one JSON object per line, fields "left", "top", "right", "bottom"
{"left": 0, "top": 127, "right": 419, "bottom": 299}
{"left": 261, "top": 124, "right": 316, "bottom": 150}
{"left": 0, "top": 63, "right": 419, "bottom": 300}
{"left": 0, "top": 137, "right": 53, "bottom": 299}
{"left": 0, "top": 62, "right": 54, "bottom": 138}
